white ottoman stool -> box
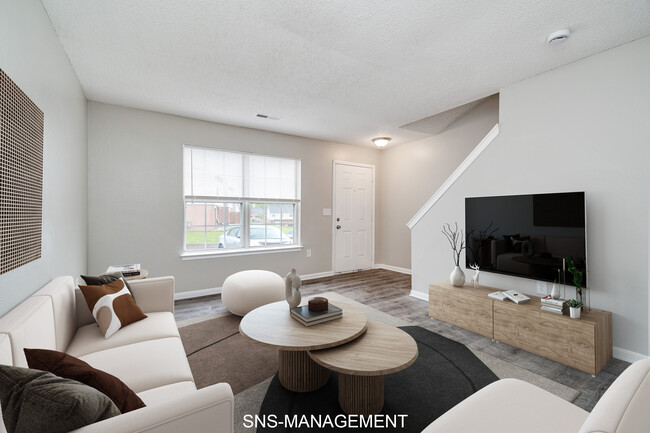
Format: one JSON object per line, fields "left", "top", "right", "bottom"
{"left": 221, "top": 270, "right": 285, "bottom": 316}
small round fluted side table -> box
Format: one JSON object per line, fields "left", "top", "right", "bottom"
{"left": 308, "top": 321, "right": 418, "bottom": 415}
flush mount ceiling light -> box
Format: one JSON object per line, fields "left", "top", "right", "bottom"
{"left": 372, "top": 137, "right": 391, "bottom": 148}
{"left": 547, "top": 29, "right": 571, "bottom": 44}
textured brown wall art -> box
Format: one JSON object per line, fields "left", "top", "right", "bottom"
{"left": 0, "top": 69, "right": 44, "bottom": 275}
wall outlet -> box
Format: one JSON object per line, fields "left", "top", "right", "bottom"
{"left": 306, "top": 249, "right": 311, "bottom": 258}
{"left": 536, "top": 281, "right": 548, "bottom": 295}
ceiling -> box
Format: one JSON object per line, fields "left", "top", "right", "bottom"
{"left": 41, "top": 1, "right": 650, "bottom": 148}
{"left": 401, "top": 95, "right": 495, "bottom": 136}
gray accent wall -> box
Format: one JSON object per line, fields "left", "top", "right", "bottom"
{"left": 376, "top": 96, "right": 499, "bottom": 269}
{"left": 87, "top": 102, "right": 381, "bottom": 294}
{"left": 411, "top": 36, "right": 650, "bottom": 357}
{"left": 0, "top": 0, "right": 88, "bottom": 316}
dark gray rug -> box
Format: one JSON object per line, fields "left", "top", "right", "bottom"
{"left": 257, "top": 326, "right": 499, "bottom": 432}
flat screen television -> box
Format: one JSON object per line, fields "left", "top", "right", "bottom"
{"left": 465, "top": 192, "right": 586, "bottom": 286}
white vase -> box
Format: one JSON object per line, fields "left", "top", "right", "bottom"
{"left": 450, "top": 266, "right": 466, "bottom": 287}
{"left": 570, "top": 307, "right": 581, "bottom": 319}
{"left": 551, "top": 284, "right": 560, "bottom": 300}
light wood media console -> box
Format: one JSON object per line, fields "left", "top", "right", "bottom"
{"left": 429, "top": 281, "right": 612, "bottom": 375}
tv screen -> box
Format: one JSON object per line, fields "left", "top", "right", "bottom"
{"left": 465, "top": 192, "right": 586, "bottom": 286}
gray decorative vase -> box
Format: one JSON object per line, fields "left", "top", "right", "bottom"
{"left": 450, "top": 266, "right": 466, "bottom": 287}
{"left": 285, "top": 268, "right": 302, "bottom": 308}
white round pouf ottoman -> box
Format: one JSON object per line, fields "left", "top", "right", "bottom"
{"left": 221, "top": 270, "right": 285, "bottom": 316}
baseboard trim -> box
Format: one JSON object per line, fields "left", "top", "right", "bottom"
{"left": 374, "top": 264, "right": 412, "bottom": 275}
{"left": 174, "top": 287, "right": 221, "bottom": 300}
{"left": 174, "top": 271, "right": 334, "bottom": 300}
{"left": 301, "top": 271, "right": 334, "bottom": 281}
{"left": 613, "top": 346, "right": 649, "bottom": 363}
{"left": 409, "top": 290, "right": 429, "bottom": 302}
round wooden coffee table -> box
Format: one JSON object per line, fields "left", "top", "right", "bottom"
{"left": 239, "top": 300, "right": 367, "bottom": 392}
{"left": 308, "top": 321, "right": 418, "bottom": 415}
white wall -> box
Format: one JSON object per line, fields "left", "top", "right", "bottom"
{"left": 411, "top": 36, "right": 650, "bottom": 357}
{"left": 377, "top": 96, "right": 498, "bottom": 270}
{"left": 87, "top": 102, "right": 381, "bottom": 295}
{"left": 0, "top": 0, "right": 87, "bottom": 316}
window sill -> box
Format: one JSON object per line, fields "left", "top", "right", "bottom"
{"left": 181, "top": 245, "right": 304, "bottom": 260}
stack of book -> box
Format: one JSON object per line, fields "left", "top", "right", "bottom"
{"left": 290, "top": 304, "right": 342, "bottom": 327}
{"left": 106, "top": 264, "right": 141, "bottom": 277}
{"left": 541, "top": 295, "right": 567, "bottom": 315}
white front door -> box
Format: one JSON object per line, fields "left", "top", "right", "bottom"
{"left": 333, "top": 162, "right": 374, "bottom": 273}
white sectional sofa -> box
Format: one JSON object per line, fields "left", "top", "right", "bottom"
{"left": 0, "top": 276, "right": 234, "bottom": 433}
{"left": 422, "top": 358, "right": 650, "bottom": 433}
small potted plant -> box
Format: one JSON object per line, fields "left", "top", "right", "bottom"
{"left": 566, "top": 258, "right": 584, "bottom": 309}
{"left": 567, "top": 299, "right": 583, "bottom": 319}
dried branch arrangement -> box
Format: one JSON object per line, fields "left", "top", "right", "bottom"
{"left": 466, "top": 220, "right": 499, "bottom": 266}
{"left": 442, "top": 222, "right": 466, "bottom": 266}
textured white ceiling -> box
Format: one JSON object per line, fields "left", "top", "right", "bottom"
{"left": 41, "top": 0, "right": 650, "bottom": 147}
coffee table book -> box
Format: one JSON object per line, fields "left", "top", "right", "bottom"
{"left": 106, "top": 263, "right": 141, "bottom": 277}
{"left": 541, "top": 296, "right": 567, "bottom": 315}
{"left": 488, "top": 291, "right": 508, "bottom": 301}
{"left": 503, "top": 290, "right": 530, "bottom": 304}
{"left": 541, "top": 305, "right": 566, "bottom": 315}
{"left": 541, "top": 296, "right": 567, "bottom": 307}
{"left": 488, "top": 290, "right": 530, "bottom": 304}
{"left": 291, "top": 314, "right": 342, "bottom": 327}
{"left": 291, "top": 304, "right": 342, "bottom": 327}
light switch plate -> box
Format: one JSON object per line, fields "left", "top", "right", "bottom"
{"left": 306, "top": 249, "right": 312, "bottom": 257}
{"left": 322, "top": 208, "right": 332, "bottom": 216}
{"left": 536, "top": 281, "right": 548, "bottom": 295}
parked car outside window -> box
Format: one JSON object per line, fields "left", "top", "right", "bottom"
{"left": 218, "top": 226, "right": 291, "bottom": 248}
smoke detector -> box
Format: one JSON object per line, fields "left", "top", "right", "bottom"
{"left": 547, "top": 29, "right": 570, "bottom": 44}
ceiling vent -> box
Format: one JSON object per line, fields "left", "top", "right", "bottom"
{"left": 547, "top": 29, "right": 570, "bottom": 44}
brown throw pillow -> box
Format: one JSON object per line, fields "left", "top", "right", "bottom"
{"left": 24, "top": 348, "right": 145, "bottom": 413}
{"left": 0, "top": 364, "right": 119, "bottom": 433}
{"left": 81, "top": 273, "right": 133, "bottom": 296}
{"left": 79, "top": 279, "right": 147, "bottom": 338}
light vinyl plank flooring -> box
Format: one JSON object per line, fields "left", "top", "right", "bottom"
{"left": 174, "top": 269, "right": 628, "bottom": 412}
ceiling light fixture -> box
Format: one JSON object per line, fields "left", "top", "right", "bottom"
{"left": 372, "top": 137, "right": 391, "bottom": 148}
{"left": 547, "top": 29, "right": 570, "bottom": 44}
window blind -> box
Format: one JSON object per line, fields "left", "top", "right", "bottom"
{"left": 183, "top": 146, "right": 300, "bottom": 201}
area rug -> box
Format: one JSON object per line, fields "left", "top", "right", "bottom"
{"left": 257, "top": 325, "right": 498, "bottom": 432}
{"left": 178, "top": 292, "right": 580, "bottom": 432}
{"left": 179, "top": 313, "right": 277, "bottom": 393}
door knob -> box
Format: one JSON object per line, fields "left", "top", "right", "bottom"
{"left": 336, "top": 225, "right": 341, "bottom": 229}
{"left": 336, "top": 217, "right": 340, "bottom": 221}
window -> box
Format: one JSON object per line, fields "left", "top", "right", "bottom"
{"left": 183, "top": 146, "right": 300, "bottom": 255}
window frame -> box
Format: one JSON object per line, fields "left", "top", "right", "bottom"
{"left": 181, "top": 146, "right": 302, "bottom": 259}
{"left": 183, "top": 200, "right": 244, "bottom": 251}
